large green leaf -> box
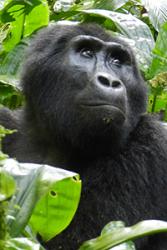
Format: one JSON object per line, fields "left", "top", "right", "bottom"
{"left": 1, "top": 0, "right": 49, "bottom": 52}
{"left": 141, "top": 0, "right": 167, "bottom": 31}
{"left": 79, "top": 220, "right": 167, "bottom": 250}
{"left": 0, "top": 39, "right": 29, "bottom": 76}
{"left": 82, "top": 9, "right": 155, "bottom": 70}
{"left": 3, "top": 159, "right": 81, "bottom": 241}
{"left": 29, "top": 175, "right": 81, "bottom": 241}
{"left": 147, "top": 23, "right": 167, "bottom": 79}
{"left": 0, "top": 168, "right": 16, "bottom": 201}
{"left": 6, "top": 161, "right": 43, "bottom": 238}
{"left": 23, "top": 0, "right": 49, "bottom": 37}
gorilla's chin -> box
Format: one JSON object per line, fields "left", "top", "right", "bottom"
{"left": 67, "top": 109, "right": 128, "bottom": 158}
{"left": 81, "top": 104, "right": 126, "bottom": 128}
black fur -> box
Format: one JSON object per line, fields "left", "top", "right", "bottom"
{"left": 1, "top": 23, "right": 167, "bottom": 249}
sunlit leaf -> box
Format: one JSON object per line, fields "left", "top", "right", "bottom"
{"left": 3, "top": 159, "right": 81, "bottom": 241}
{"left": 1, "top": 4, "right": 26, "bottom": 51}
{"left": 147, "top": 23, "right": 167, "bottom": 79}
{"left": 0, "top": 169, "right": 16, "bottom": 201}
{"left": 30, "top": 176, "right": 81, "bottom": 241}
{"left": 1, "top": 0, "right": 49, "bottom": 51}
{"left": 23, "top": 0, "right": 49, "bottom": 37}
{"left": 6, "top": 162, "right": 42, "bottom": 237}
{"left": 0, "top": 39, "right": 29, "bottom": 76}
{"left": 0, "top": 76, "right": 23, "bottom": 108}
{"left": 101, "top": 221, "right": 135, "bottom": 250}
{"left": 0, "top": 0, "right": 5, "bottom": 10}
{"left": 54, "top": 0, "right": 75, "bottom": 12}
{"left": 0, "top": 23, "right": 9, "bottom": 43}
{"left": 6, "top": 237, "right": 42, "bottom": 250}
{"left": 101, "top": 221, "right": 125, "bottom": 235}
{"left": 79, "top": 220, "right": 167, "bottom": 250}
{"left": 93, "top": 0, "right": 129, "bottom": 10}
{"left": 110, "top": 242, "right": 135, "bottom": 250}
{"left": 141, "top": 0, "right": 167, "bottom": 31}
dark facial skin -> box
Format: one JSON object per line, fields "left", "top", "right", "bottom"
{"left": 67, "top": 35, "right": 131, "bottom": 126}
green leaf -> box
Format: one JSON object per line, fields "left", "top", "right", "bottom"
{"left": 0, "top": 124, "right": 15, "bottom": 139}
{"left": 79, "top": 220, "right": 167, "bottom": 250}
{"left": 0, "top": 76, "right": 23, "bottom": 108}
{"left": 6, "top": 237, "right": 42, "bottom": 250}
{"left": 3, "top": 159, "right": 81, "bottom": 241}
{"left": 1, "top": 3, "right": 26, "bottom": 51}
{"left": 54, "top": 0, "right": 75, "bottom": 12}
{"left": 30, "top": 176, "right": 81, "bottom": 241}
{"left": 93, "top": 0, "right": 128, "bottom": 10}
{"left": 101, "top": 221, "right": 135, "bottom": 250}
{"left": 82, "top": 9, "right": 155, "bottom": 70}
{"left": 6, "top": 162, "right": 42, "bottom": 237}
{"left": 147, "top": 23, "right": 167, "bottom": 79}
{"left": 1, "top": 0, "right": 49, "bottom": 52}
{"left": 0, "top": 1, "right": 5, "bottom": 10}
{"left": 0, "top": 169, "right": 16, "bottom": 202}
{"left": 0, "top": 24, "right": 9, "bottom": 44}
{"left": 101, "top": 221, "right": 126, "bottom": 235}
{"left": 23, "top": 0, "right": 49, "bottom": 37}
{"left": 0, "top": 39, "right": 29, "bottom": 76}
{"left": 141, "top": 0, "right": 167, "bottom": 31}
{"left": 110, "top": 242, "right": 135, "bottom": 250}
{"left": 110, "top": 0, "right": 129, "bottom": 10}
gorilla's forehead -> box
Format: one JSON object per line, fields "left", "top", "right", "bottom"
{"left": 70, "top": 35, "right": 130, "bottom": 52}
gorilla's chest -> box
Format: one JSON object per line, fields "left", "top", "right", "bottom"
{"left": 72, "top": 153, "right": 152, "bottom": 227}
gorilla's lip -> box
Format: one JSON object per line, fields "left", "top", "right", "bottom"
{"left": 82, "top": 103, "right": 115, "bottom": 107}
{"left": 80, "top": 103, "right": 125, "bottom": 116}
{"left": 80, "top": 102, "right": 115, "bottom": 107}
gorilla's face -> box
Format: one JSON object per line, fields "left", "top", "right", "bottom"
{"left": 67, "top": 35, "right": 130, "bottom": 125}
{"left": 22, "top": 24, "right": 147, "bottom": 154}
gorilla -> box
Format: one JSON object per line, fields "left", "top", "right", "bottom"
{"left": 1, "top": 23, "right": 167, "bottom": 250}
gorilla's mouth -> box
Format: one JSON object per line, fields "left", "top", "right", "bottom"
{"left": 81, "top": 103, "right": 125, "bottom": 113}
{"left": 80, "top": 103, "right": 126, "bottom": 123}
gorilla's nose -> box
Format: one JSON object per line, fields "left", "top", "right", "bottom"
{"left": 96, "top": 72, "right": 123, "bottom": 89}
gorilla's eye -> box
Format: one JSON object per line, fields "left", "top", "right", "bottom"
{"left": 108, "top": 48, "right": 131, "bottom": 67}
{"left": 109, "top": 58, "right": 121, "bottom": 66}
{"left": 80, "top": 48, "right": 94, "bottom": 58}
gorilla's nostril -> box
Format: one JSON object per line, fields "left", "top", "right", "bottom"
{"left": 112, "top": 80, "right": 121, "bottom": 88}
{"left": 98, "top": 76, "right": 110, "bottom": 87}
{"left": 98, "top": 75, "right": 122, "bottom": 88}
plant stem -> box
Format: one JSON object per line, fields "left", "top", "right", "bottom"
{"left": 151, "top": 94, "right": 157, "bottom": 113}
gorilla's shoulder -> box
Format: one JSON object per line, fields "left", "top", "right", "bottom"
{"left": 131, "top": 114, "right": 167, "bottom": 144}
